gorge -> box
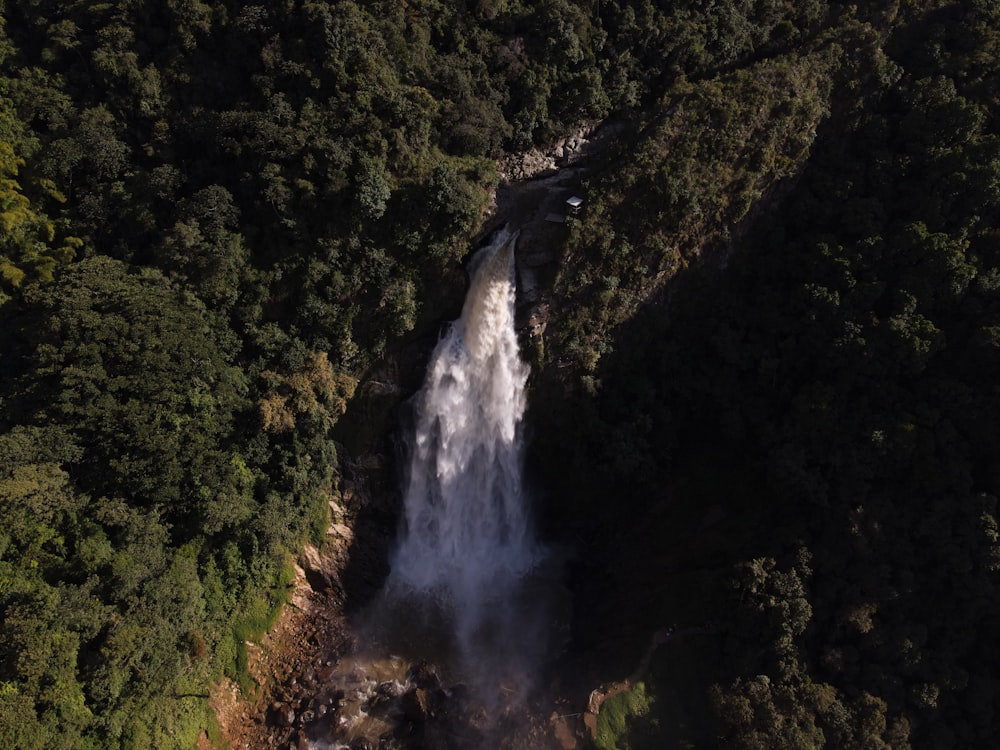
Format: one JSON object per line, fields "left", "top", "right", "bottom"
{"left": 315, "top": 227, "right": 557, "bottom": 749}
{"left": 2, "top": 4, "right": 998, "bottom": 750}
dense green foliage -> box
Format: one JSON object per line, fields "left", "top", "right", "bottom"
{"left": 595, "top": 683, "right": 654, "bottom": 750}
{"left": 535, "top": 2, "right": 1000, "bottom": 749}
{"left": 0, "top": 0, "right": 633, "bottom": 746}
{"left": 2, "top": 0, "right": 998, "bottom": 748}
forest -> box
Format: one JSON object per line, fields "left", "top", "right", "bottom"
{"left": 1, "top": 0, "right": 998, "bottom": 748}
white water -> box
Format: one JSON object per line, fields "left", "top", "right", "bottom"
{"left": 388, "top": 226, "right": 541, "bottom": 652}
{"left": 309, "top": 228, "right": 567, "bottom": 749}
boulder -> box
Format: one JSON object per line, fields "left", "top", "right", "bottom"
{"left": 401, "top": 688, "right": 439, "bottom": 723}
{"left": 376, "top": 680, "right": 406, "bottom": 699}
{"left": 299, "top": 544, "right": 332, "bottom": 592}
{"left": 407, "top": 661, "right": 441, "bottom": 691}
{"left": 269, "top": 702, "right": 296, "bottom": 727}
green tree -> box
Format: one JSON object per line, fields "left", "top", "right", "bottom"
{"left": 11, "top": 256, "right": 248, "bottom": 535}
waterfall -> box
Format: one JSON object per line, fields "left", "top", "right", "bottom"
{"left": 314, "top": 227, "right": 566, "bottom": 750}
{"left": 388, "top": 226, "right": 540, "bottom": 653}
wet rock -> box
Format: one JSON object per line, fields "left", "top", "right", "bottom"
{"left": 376, "top": 680, "right": 406, "bottom": 700}
{"left": 518, "top": 242, "right": 558, "bottom": 267}
{"left": 331, "top": 688, "right": 346, "bottom": 707}
{"left": 407, "top": 661, "right": 441, "bottom": 691}
{"left": 269, "top": 702, "right": 296, "bottom": 728}
{"left": 583, "top": 711, "right": 599, "bottom": 739}
{"left": 401, "top": 687, "right": 440, "bottom": 724}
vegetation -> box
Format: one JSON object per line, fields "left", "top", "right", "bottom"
{"left": 0, "top": 0, "right": 997, "bottom": 748}
{"left": 0, "top": 0, "right": 622, "bottom": 745}
{"left": 535, "top": 1, "right": 1000, "bottom": 749}
{"left": 595, "top": 683, "right": 654, "bottom": 750}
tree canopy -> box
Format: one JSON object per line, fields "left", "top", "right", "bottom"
{"left": 1, "top": 0, "right": 998, "bottom": 748}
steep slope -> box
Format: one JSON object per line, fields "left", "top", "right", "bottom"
{"left": 529, "top": 4, "right": 1000, "bottom": 749}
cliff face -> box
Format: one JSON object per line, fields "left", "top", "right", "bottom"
{"left": 212, "top": 124, "right": 619, "bottom": 748}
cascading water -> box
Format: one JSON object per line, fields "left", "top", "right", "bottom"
{"left": 311, "top": 228, "right": 566, "bottom": 749}
{"left": 387, "top": 226, "right": 541, "bottom": 655}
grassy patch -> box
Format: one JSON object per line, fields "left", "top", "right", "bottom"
{"left": 228, "top": 561, "right": 296, "bottom": 697}
{"left": 308, "top": 489, "right": 331, "bottom": 546}
{"left": 596, "top": 682, "right": 654, "bottom": 750}
{"left": 203, "top": 708, "right": 227, "bottom": 749}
